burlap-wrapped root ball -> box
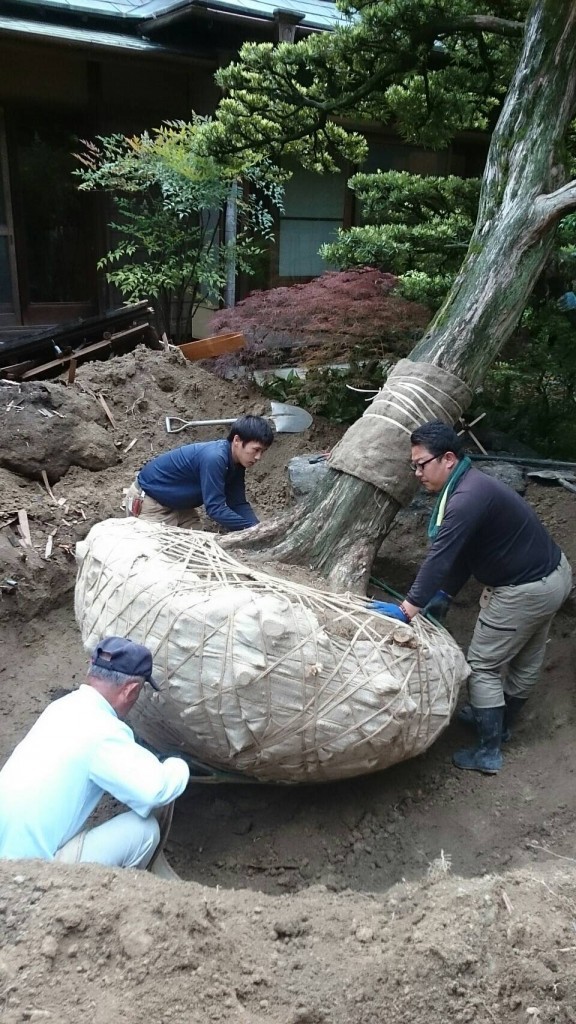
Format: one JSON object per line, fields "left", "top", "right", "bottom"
{"left": 75, "top": 518, "right": 469, "bottom": 783}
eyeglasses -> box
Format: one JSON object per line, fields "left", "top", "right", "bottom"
{"left": 410, "top": 455, "right": 440, "bottom": 473}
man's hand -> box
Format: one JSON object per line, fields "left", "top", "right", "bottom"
{"left": 423, "top": 590, "right": 452, "bottom": 623}
{"left": 369, "top": 601, "right": 411, "bottom": 624}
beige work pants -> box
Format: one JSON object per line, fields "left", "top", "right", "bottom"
{"left": 467, "top": 553, "right": 572, "bottom": 708}
{"left": 55, "top": 811, "right": 160, "bottom": 869}
{"left": 125, "top": 480, "right": 200, "bottom": 530}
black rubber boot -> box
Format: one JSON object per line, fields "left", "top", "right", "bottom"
{"left": 458, "top": 694, "right": 527, "bottom": 742}
{"left": 457, "top": 703, "right": 475, "bottom": 728}
{"left": 501, "top": 695, "right": 527, "bottom": 741}
{"left": 452, "top": 706, "right": 504, "bottom": 774}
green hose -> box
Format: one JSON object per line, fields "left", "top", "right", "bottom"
{"left": 368, "top": 575, "right": 444, "bottom": 629}
{"left": 368, "top": 575, "right": 405, "bottom": 602}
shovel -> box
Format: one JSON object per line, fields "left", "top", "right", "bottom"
{"left": 165, "top": 400, "right": 313, "bottom": 435}
{"left": 527, "top": 469, "right": 576, "bottom": 494}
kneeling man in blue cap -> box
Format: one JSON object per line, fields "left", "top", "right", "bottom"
{"left": 0, "top": 637, "right": 189, "bottom": 869}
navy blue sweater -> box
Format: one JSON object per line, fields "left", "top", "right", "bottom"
{"left": 406, "top": 468, "right": 561, "bottom": 608}
{"left": 138, "top": 439, "right": 258, "bottom": 531}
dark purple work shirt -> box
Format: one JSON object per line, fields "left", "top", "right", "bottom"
{"left": 406, "top": 467, "right": 561, "bottom": 608}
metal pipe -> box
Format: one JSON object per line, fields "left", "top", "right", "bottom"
{"left": 471, "top": 454, "right": 576, "bottom": 470}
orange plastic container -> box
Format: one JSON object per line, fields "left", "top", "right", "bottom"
{"left": 179, "top": 333, "right": 245, "bottom": 361}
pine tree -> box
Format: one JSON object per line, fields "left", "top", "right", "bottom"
{"left": 211, "top": 1, "right": 576, "bottom": 592}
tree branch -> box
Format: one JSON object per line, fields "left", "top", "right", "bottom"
{"left": 535, "top": 180, "right": 576, "bottom": 227}
{"left": 443, "top": 15, "right": 524, "bottom": 38}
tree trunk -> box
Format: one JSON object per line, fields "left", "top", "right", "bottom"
{"left": 222, "top": 0, "right": 576, "bottom": 592}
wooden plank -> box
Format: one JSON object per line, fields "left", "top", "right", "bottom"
{"left": 0, "top": 359, "right": 38, "bottom": 379}
{"left": 41, "top": 470, "right": 59, "bottom": 505}
{"left": 179, "top": 333, "right": 245, "bottom": 361}
{"left": 21, "top": 337, "right": 113, "bottom": 379}
{"left": 0, "top": 300, "right": 152, "bottom": 361}
{"left": 17, "top": 509, "right": 32, "bottom": 547}
{"left": 21, "top": 323, "right": 150, "bottom": 380}
{"left": 98, "top": 394, "right": 117, "bottom": 429}
{"left": 467, "top": 429, "right": 489, "bottom": 456}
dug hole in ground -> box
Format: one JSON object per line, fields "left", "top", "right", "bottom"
{"left": 1, "top": 346, "right": 576, "bottom": 1024}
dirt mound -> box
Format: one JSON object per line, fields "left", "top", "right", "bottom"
{"left": 0, "top": 380, "right": 118, "bottom": 483}
{"left": 0, "top": 345, "right": 345, "bottom": 620}
{"left": 1, "top": 856, "right": 576, "bottom": 1024}
{"left": 3, "top": 344, "right": 576, "bottom": 1024}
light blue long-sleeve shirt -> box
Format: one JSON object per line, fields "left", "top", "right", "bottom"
{"left": 0, "top": 685, "right": 189, "bottom": 861}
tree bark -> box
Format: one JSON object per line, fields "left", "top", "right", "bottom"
{"left": 222, "top": 0, "right": 576, "bottom": 592}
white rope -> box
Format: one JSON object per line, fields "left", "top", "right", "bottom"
{"left": 366, "top": 376, "right": 468, "bottom": 430}
{"left": 361, "top": 413, "right": 413, "bottom": 435}
{"left": 75, "top": 520, "right": 469, "bottom": 784}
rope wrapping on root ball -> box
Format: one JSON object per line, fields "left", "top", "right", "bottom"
{"left": 75, "top": 518, "right": 469, "bottom": 783}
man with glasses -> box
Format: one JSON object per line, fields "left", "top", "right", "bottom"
{"left": 0, "top": 637, "right": 190, "bottom": 868}
{"left": 372, "top": 420, "right": 571, "bottom": 775}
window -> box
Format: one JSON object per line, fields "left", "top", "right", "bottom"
{"left": 278, "top": 164, "right": 346, "bottom": 278}
{"left": 13, "top": 118, "right": 95, "bottom": 304}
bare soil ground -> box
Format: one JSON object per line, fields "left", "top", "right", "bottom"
{"left": 1, "top": 346, "right": 576, "bottom": 1024}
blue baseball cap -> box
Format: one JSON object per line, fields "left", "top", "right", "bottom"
{"left": 91, "top": 636, "right": 160, "bottom": 691}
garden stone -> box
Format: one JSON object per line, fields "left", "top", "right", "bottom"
{"left": 478, "top": 462, "right": 526, "bottom": 494}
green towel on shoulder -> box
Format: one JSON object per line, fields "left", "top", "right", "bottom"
{"left": 427, "top": 456, "right": 472, "bottom": 539}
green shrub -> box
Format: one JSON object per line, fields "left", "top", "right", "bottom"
{"left": 475, "top": 303, "right": 576, "bottom": 458}
{"left": 260, "top": 357, "right": 390, "bottom": 425}
{"left": 320, "top": 171, "right": 478, "bottom": 309}
{"left": 75, "top": 121, "right": 283, "bottom": 342}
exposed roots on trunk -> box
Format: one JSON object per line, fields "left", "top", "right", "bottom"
{"left": 221, "top": 469, "right": 404, "bottom": 593}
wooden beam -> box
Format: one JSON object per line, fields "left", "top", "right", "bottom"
{"left": 21, "top": 323, "right": 150, "bottom": 380}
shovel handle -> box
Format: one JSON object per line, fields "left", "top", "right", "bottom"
{"left": 559, "top": 477, "right": 576, "bottom": 495}
{"left": 165, "top": 416, "right": 237, "bottom": 433}
{"left": 182, "top": 417, "right": 237, "bottom": 427}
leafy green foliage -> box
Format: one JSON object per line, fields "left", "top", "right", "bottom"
{"left": 321, "top": 171, "right": 479, "bottom": 307}
{"left": 348, "top": 170, "right": 480, "bottom": 226}
{"left": 258, "top": 298, "right": 576, "bottom": 456}
{"left": 260, "top": 359, "right": 386, "bottom": 425}
{"left": 321, "top": 216, "right": 471, "bottom": 272}
{"left": 556, "top": 212, "right": 576, "bottom": 284}
{"left": 75, "top": 121, "right": 283, "bottom": 341}
{"left": 477, "top": 303, "right": 576, "bottom": 457}
{"left": 316, "top": 166, "right": 576, "bottom": 453}
{"left": 322, "top": 166, "right": 576, "bottom": 316}
{"left": 199, "top": 2, "right": 528, "bottom": 170}
{"left": 398, "top": 270, "right": 455, "bottom": 307}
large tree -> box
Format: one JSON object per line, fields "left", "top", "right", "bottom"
{"left": 205, "top": 1, "right": 527, "bottom": 171}
{"left": 211, "top": 0, "right": 576, "bottom": 593}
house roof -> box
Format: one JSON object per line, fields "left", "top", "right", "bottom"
{"left": 0, "top": 13, "right": 187, "bottom": 55}
{"left": 9, "top": 0, "right": 342, "bottom": 33}
{"left": 12, "top": 0, "right": 187, "bottom": 14}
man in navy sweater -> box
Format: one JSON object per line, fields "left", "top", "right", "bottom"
{"left": 372, "top": 421, "right": 572, "bottom": 775}
{"left": 125, "top": 415, "right": 274, "bottom": 532}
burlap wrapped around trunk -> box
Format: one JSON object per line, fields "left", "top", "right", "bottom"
{"left": 75, "top": 518, "right": 469, "bottom": 784}
{"left": 329, "top": 359, "right": 473, "bottom": 504}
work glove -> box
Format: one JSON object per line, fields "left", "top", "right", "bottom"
{"left": 423, "top": 590, "right": 452, "bottom": 623}
{"left": 558, "top": 291, "right": 576, "bottom": 311}
{"left": 369, "top": 601, "right": 411, "bottom": 624}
